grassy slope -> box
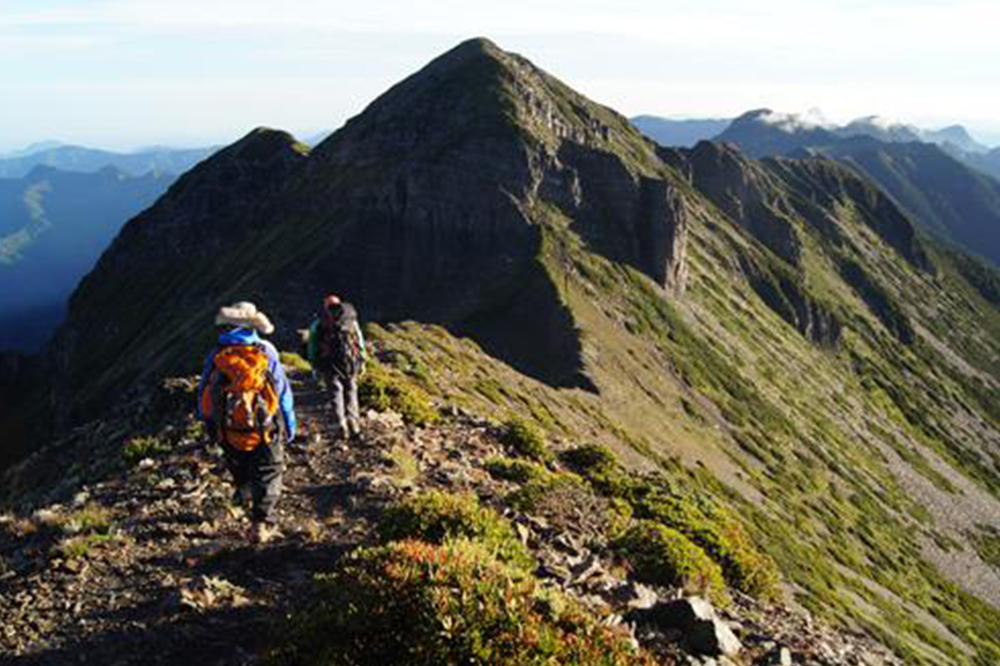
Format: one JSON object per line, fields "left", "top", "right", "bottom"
{"left": 365, "top": 166, "right": 1000, "bottom": 664}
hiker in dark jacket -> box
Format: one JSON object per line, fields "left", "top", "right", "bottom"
{"left": 307, "top": 295, "right": 367, "bottom": 441}
{"left": 198, "top": 302, "right": 296, "bottom": 544}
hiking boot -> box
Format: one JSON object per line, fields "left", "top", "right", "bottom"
{"left": 228, "top": 485, "right": 252, "bottom": 517}
{"left": 249, "top": 522, "right": 281, "bottom": 545}
{"left": 335, "top": 424, "right": 350, "bottom": 442}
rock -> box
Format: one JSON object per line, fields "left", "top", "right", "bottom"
{"left": 606, "top": 581, "right": 659, "bottom": 610}
{"left": 554, "top": 532, "right": 584, "bottom": 555}
{"left": 571, "top": 554, "right": 604, "bottom": 584}
{"left": 635, "top": 596, "right": 742, "bottom": 657}
{"left": 514, "top": 522, "right": 531, "bottom": 545}
{"left": 767, "top": 646, "right": 793, "bottom": 665}
{"left": 537, "top": 562, "right": 572, "bottom": 581}
{"left": 60, "top": 558, "right": 86, "bottom": 575}
{"left": 525, "top": 515, "right": 550, "bottom": 533}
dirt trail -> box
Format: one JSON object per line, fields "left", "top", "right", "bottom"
{"left": 0, "top": 374, "right": 403, "bottom": 666}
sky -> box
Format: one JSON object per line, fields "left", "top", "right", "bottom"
{"left": 1, "top": 0, "right": 998, "bottom": 152}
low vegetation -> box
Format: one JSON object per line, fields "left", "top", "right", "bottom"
{"left": 615, "top": 520, "right": 728, "bottom": 605}
{"left": 358, "top": 360, "right": 440, "bottom": 426}
{"left": 484, "top": 456, "right": 550, "bottom": 484}
{"left": 500, "top": 417, "right": 551, "bottom": 462}
{"left": 121, "top": 435, "right": 173, "bottom": 467}
{"left": 271, "top": 539, "right": 653, "bottom": 666}
{"left": 279, "top": 352, "right": 312, "bottom": 374}
{"left": 378, "top": 491, "right": 533, "bottom": 569}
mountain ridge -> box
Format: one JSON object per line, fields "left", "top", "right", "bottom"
{"left": 5, "top": 37, "right": 1000, "bottom": 664}
{"left": 715, "top": 112, "right": 1000, "bottom": 266}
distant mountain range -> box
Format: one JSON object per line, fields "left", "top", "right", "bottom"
{"left": 704, "top": 109, "right": 1000, "bottom": 266}
{"left": 633, "top": 112, "right": 1000, "bottom": 182}
{"left": 629, "top": 116, "right": 731, "bottom": 147}
{"left": 0, "top": 165, "right": 176, "bottom": 351}
{"left": 0, "top": 143, "right": 216, "bottom": 179}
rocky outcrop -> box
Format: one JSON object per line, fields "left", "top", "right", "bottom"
{"left": 684, "top": 141, "right": 802, "bottom": 265}
{"left": 630, "top": 596, "right": 743, "bottom": 657}
{"left": 638, "top": 176, "right": 689, "bottom": 293}
{"left": 554, "top": 141, "right": 689, "bottom": 294}
{"left": 839, "top": 259, "right": 915, "bottom": 344}
{"left": 739, "top": 252, "right": 842, "bottom": 348}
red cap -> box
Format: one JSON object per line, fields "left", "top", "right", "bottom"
{"left": 323, "top": 294, "right": 341, "bottom": 310}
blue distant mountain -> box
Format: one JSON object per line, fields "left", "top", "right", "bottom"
{"left": 715, "top": 109, "right": 1000, "bottom": 266}
{"left": 0, "top": 165, "right": 176, "bottom": 351}
{"left": 630, "top": 116, "right": 731, "bottom": 147}
{"left": 0, "top": 143, "right": 216, "bottom": 178}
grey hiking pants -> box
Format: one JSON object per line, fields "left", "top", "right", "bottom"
{"left": 223, "top": 439, "right": 285, "bottom": 524}
{"left": 326, "top": 372, "right": 360, "bottom": 435}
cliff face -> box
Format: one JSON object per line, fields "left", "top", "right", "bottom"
{"left": 47, "top": 38, "right": 694, "bottom": 408}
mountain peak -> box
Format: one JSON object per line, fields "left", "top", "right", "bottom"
{"left": 445, "top": 36, "right": 503, "bottom": 59}
{"left": 314, "top": 37, "right": 654, "bottom": 170}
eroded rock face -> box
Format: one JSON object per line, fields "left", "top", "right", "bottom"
{"left": 684, "top": 141, "right": 802, "bottom": 266}
{"left": 738, "top": 252, "right": 842, "bottom": 348}
{"left": 551, "top": 142, "right": 690, "bottom": 294}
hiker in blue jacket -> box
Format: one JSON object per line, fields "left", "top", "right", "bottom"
{"left": 198, "top": 302, "right": 296, "bottom": 544}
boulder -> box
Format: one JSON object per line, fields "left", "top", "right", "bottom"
{"left": 636, "top": 596, "right": 742, "bottom": 657}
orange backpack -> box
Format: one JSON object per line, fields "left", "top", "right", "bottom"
{"left": 201, "top": 344, "right": 280, "bottom": 451}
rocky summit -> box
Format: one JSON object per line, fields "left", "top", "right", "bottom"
{"left": 3, "top": 37, "right": 1000, "bottom": 665}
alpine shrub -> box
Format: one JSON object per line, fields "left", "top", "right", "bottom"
{"left": 561, "top": 443, "right": 632, "bottom": 497}
{"left": 358, "top": 360, "right": 439, "bottom": 426}
{"left": 484, "top": 457, "right": 549, "bottom": 484}
{"left": 615, "top": 520, "right": 729, "bottom": 605}
{"left": 378, "top": 491, "right": 533, "bottom": 570}
{"left": 121, "top": 435, "right": 172, "bottom": 466}
{"left": 501, "top": 417, "right": 550, "bottom": 462}
{"left": 637, "top": 484, "right": 781, "bottom": 601}
{"left": 271, "top": 539, "right": 653, "bottom": 666}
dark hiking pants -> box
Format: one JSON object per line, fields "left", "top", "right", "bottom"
{"left": 223, "top": 439, "right": 285, "bottom": 524}
{"left": 325, "top": 372, "right": 360, "bottom": 435}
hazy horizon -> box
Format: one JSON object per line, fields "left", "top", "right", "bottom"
{"left": 3, "top": 0, "right": 999, "bottom": 152}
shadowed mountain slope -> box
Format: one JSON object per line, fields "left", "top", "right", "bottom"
{"left": 0, "top": 166, "right": 176, "bottom": 351}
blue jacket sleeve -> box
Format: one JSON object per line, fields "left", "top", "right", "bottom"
{"left": 196, "top": 350, "right": 217, "bottom": 421}
{"left": 264, "top": 341, "right": 296, "bottom": 440}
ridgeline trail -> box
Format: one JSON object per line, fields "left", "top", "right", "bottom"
{"left": 0, "top": 373, "right": 406, "bottom": 665}
{"left": 0, "top": 370, "right": 903, "bottom": 666}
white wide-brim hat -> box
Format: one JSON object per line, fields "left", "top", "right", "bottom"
{"left": 215, "top": 301, "right": 275, "bottom": 335}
